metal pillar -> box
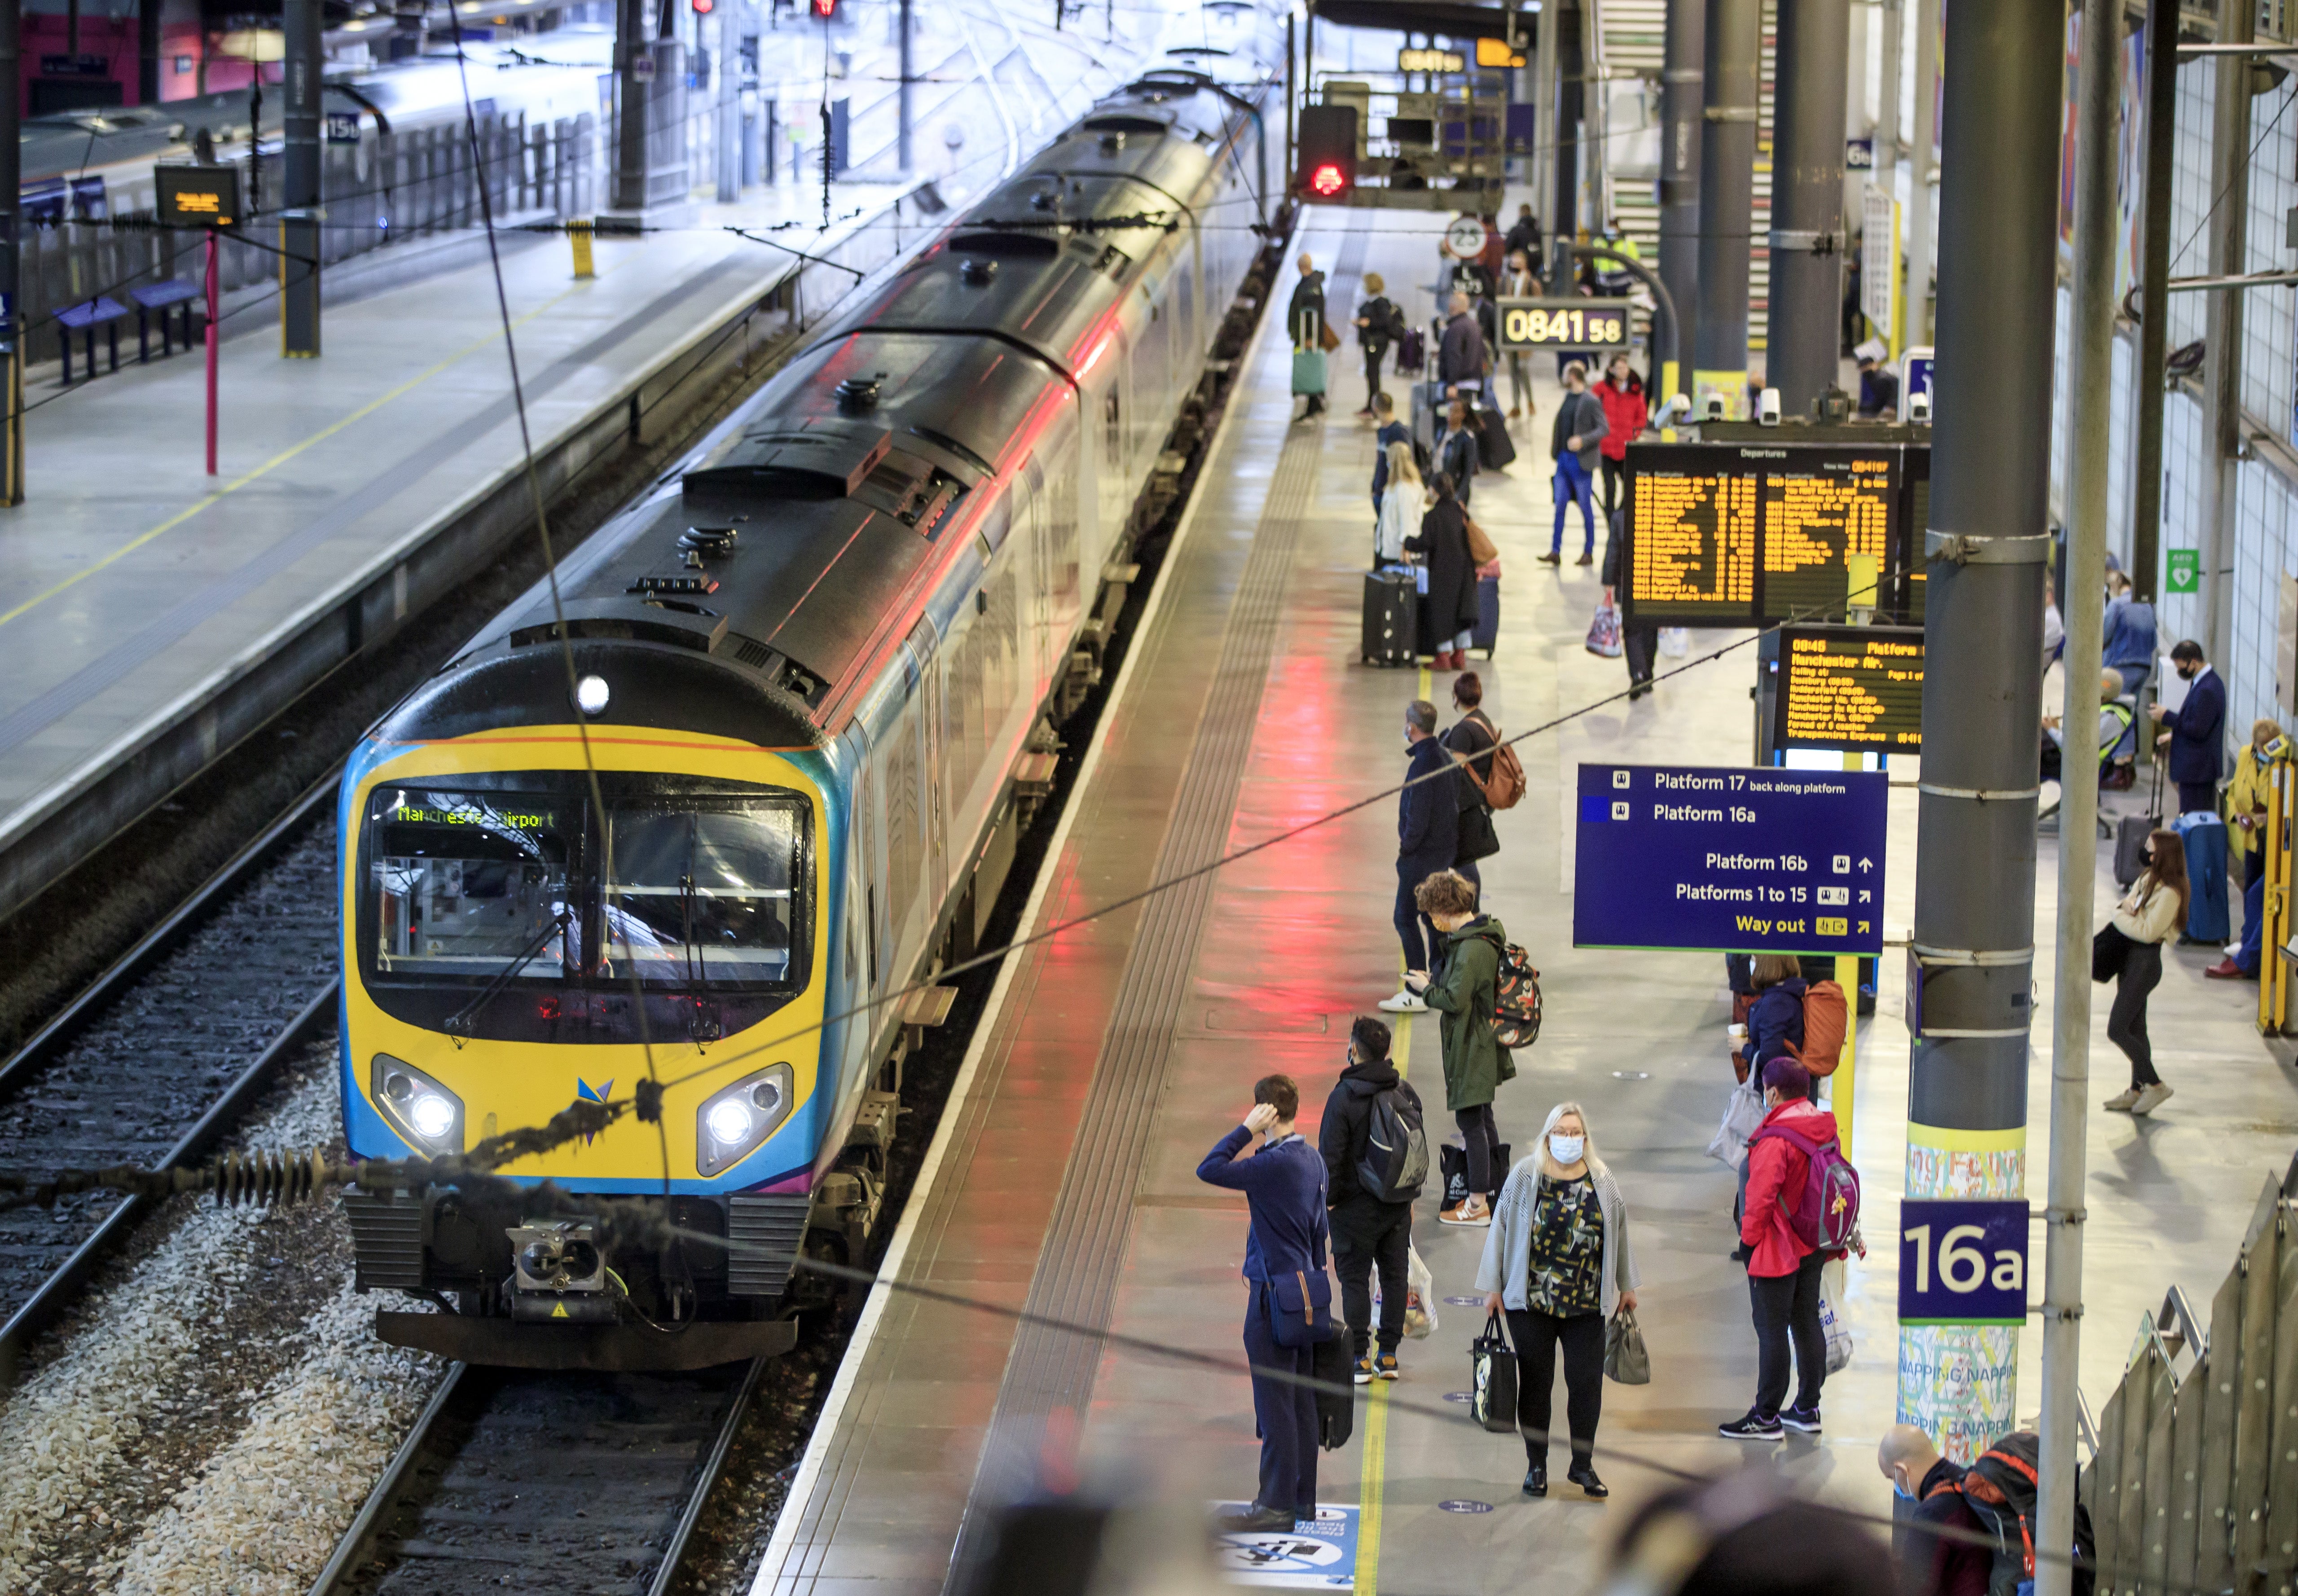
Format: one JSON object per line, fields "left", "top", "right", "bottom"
{"left": 1905, "top": 0, "right": 1939, "bottom": 343}
{"left": 2037, "top": 0, "right": 2118, "bottom": 1586}
{"left": 897, "top": 0, "right": 913, "bottom": 171}
{"left": 1692, "top": 0, "right": 1758, "bottom": 414}
{"left": 1766, "top": 0, "right": 1851, "bottom": 415}
{"left": 715, "top": 12, "right": 739, "bottom": 202}
{"left": 1876, "top": 0, "right": 1900, "bottom": 183}
{"left": 613, "top": 0, "right": 651, "bottom": 212}
{"left": 1658, "top": 0, "right": 1704, "bottom": 397}
{"left": 282, "top": 0, "right": 322, "bottom": 357}
{"left": 2130, "top": 0, "right": 2177, "bottom": 602}
{"left": 1902, "top": 0, "right": 2057, "bottom": 1465}
{"left": 1537, "top": 0, "right": 1561, "bottom": 290}
{"left": 1284, "top": 13, "right": 1295, "bottom": 194}
{"left": 2199, "top": 0, "right": 2252, "bottom": 664}
{"left": 0, "top": 0, "right": 20, "bottom": 506}
{"left": 138, "top": 0, "right": 160, "bottom": 106}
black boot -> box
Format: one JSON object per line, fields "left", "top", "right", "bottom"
{"left": 1522, "top": 1463, "right": 1547, "bottom": 1498}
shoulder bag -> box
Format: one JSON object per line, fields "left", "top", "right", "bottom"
{"left": 1265, "top": 1189, "right": 1338, "bottom": 1350}
{"left": 1469, "top": 1311, "right": 1518, "bottom": 1432}
{"left": 1603, "top": 1308, "right": 1651, "bottom": 1385}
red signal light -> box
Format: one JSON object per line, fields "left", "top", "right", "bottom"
{"left": 692, "top": 0, "right": 713, "bottom": 12}
{"left": 1310, "top": 162, "right": 1346, "bottom": 198}
{"left": 810, "top": 0, "right": 837, "bottom": 16}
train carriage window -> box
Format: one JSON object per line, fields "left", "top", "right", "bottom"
{"left": 369, "top": 790, "right": 573, "bottom": 980}
{"left": 603, "top": 805, "right": 803, "bottom": 988}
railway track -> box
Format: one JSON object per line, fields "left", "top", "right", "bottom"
{"left": 313, "top": 1356, "right": 767, "bottom": 1596}
{"left": 0, "top": 774, "right": 344, "bottom": 1376}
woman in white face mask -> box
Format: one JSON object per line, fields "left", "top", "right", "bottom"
{"left": 1476, "top": 1102, "right": 1639, "bottom": 1500}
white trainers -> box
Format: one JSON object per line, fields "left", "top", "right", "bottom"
{"left": 1377, "top": 989, "right": 1428, "bottom": 1013}
{"left": 2102, "top": 1088, "right": 2140, "bottom": 1112}
{"left": 2131, "top": 1083, "right": 2175, "bottom": 1115}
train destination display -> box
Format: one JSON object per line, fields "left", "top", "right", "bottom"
{"left": 1622, "top": 443, "right": 1919, "bottom": 626}
{"left": 1573, "top": 763, "right": 1889, "bottom": 956}
{"left": 1775, "top": 625, "right": 1925, "bottom": 753}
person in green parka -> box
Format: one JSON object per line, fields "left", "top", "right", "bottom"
{"left": 1407, "top": 868, "right": 1514, "bottom": 1227}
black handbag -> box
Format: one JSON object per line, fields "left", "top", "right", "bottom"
{"left": 1455, "top": 802, "right": 1501, "bottom": 863}
{"left": 2091, "top": 921, "right": 2133, "bottom": 983}
{"left": 1469, "top": 1311, "right": 1517, "bottom": 1433}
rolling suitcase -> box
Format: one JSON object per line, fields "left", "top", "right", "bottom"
{"left": 2112, "top": 761, "right": 2163, "bottom": 888}
{"left": 2175, "top": 810, "right": 2231, "bottom": 943}
{"left": 1472, "top": 575, "right": 1500, "bottom": 657}
{"left": 1362, "top": 568, "right": 1418, "bottom": 667}
{"left": 1292, "top": 346, "right": 1327, "bottom": 396}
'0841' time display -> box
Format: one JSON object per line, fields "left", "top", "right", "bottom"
{"left": 1498, "top": 299, "right": 1630, "bottom": 352}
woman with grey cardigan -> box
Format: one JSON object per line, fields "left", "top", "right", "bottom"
{"left": 1477, "top": 1101, "right": 1639, "bottom": 1499}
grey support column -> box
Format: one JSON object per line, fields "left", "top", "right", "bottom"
{"left": 282, "top": 0, "right": 321, "bottom": 357}
{"left": 898, "top": 0, "right": 914, "bottom": 171}
{"left": 2036, "top": 0, "right": 2119, "bottom": 1585}
{"left": 1905, "top": 0, "right": 1938, "bottom": 343}
{"left": 2200, "top": 0, "right": 2252, "bottom": 664}
{"left": 1537, "top": 0, "right": 1561, "bottom": 289}
{"left": 1901, "top": 0, "right": 2058, "bottom": 1463}
{"left": 1659, "top": 0, "right": 1704, "bottom": 395}
{"left": 613, "top": 0, "right": 651, "bottom": 212}
{"left": 1765, "top": 0, "right": 1850, "bottom": 415}
{"left": 1692, "top": 0, "right": 1758, "bottom": 414}
{"left": 2129, "top": 0, "right": 2178, "bottom": 602}
{"left": 0, "top": 0, "right": 21, "bottom": 505}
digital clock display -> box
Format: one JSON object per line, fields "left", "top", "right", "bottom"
{"left": 1497, "top": 298, "right": 1631, "bottom": 352}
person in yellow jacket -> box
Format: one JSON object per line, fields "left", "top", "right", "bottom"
{"left": 2208, "top": 721, "right": 2289, "bottom": 981}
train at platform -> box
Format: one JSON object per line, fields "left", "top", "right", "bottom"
{"left": 330, "top": 28, "right": 1282, "bottom": 1368}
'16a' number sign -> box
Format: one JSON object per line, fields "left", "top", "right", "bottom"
{"left": 1897, "top": 1199, "right": 2028, "bottom": 1327}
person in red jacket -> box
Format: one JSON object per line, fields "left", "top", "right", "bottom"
{"left": 1718, "top": 1056, "right": 1841, "bottom": 1441}
{"left": 1594, "top": 353, "right": 1648, "bottom": 514}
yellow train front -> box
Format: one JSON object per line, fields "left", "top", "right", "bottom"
{"left": 337, "top": 647, "right": 842, "bottom": 1368}
{"left": 331, "top": 63, "right": 1273, "bottom": 1368}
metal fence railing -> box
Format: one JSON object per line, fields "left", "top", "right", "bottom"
{"left": 21, "top": 110, "right": 598, "bottom": 367}
{"left": 2084, "top": 1157, "right": 2298, "bottom": 1594}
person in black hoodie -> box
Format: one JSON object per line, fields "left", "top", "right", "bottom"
{"left": 1319, "top": 1015, "right": 1425, "bottom": 1382}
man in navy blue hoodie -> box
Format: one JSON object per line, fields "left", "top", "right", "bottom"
{"left": 1200, "top": 1074, "right": 1329, "bottom": 1534}
{"left": 1381, "top": 699, "right": 1459, "bottom": 1013}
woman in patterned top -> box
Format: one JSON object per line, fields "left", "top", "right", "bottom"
{"left": 1476, "top": 1101, "right": 1639, "bottom": 1499}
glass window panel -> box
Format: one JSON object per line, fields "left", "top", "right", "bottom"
{"left": 603, "top": 806, "right": 800, "bottom": 986}
{"left": 368, "top": 788, "right": 573, "bottom": 980}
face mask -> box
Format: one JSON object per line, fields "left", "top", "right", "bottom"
{"left": 1549, "top": 1133, "right": 1585, "bottom": 1165}
{"left": 1892, "top": 1475, "right": 1916, "bottom": 1502}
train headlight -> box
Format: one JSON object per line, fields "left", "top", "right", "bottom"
{"left": 574, "top": 675, "right": 611, "bottom": 717}
{"left": 372, "top": 1054, "right": 466, "bottom": 1156}
{"left": 696, "top": 1062, "right": 794, "bottom": 1176}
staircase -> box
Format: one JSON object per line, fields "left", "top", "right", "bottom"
{"left": 1587, "top": 0, "right": 1774, "bottom": 355}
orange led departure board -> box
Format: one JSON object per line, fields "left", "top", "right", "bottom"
{"left": 1775, "top": 624, "right": 1925, "bottom": 752}
{"left": 1627, "top": 469, "right": 1757, "bottom": 621}
{"left": 1621, "top": 443, "right": 1923, "bottom": 625}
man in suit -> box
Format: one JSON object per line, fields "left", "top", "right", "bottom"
{"left": 2150, "top": 639, "right": 2226, "bottom": 814}
{"left": 1199, "top": 1074, "right": 1329, "bottom": 1534}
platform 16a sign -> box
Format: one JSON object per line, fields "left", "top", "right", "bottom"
{"left": 1898, "top": 1199, "right": 2028, "bottom": 1326}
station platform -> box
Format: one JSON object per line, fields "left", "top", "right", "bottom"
{"left": 0, "top": 0, "right": 1131, "bottom": 922}
{"left": 753, "top": 207, "right": 2298, "bottom": 1595}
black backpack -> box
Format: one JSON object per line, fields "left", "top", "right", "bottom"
{"left": 1957, "top": 1431, "right": 2096, "bottom": 1596}
{"left": 1356, "top": 1085, "right": 1428, "bottom": 1203}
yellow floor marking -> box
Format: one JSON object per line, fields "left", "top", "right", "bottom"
{"left": 0, "top": 273, "right": 596, "bottom": 630}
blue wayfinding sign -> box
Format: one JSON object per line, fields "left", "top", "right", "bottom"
{"left": 1573, "top": 763, "right": 1888, "bottom": 955}
{"left": 1898, "top": 1199, "right": 2029, "bottom": 1326}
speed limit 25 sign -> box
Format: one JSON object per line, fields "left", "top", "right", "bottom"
{"left": 1898, "top": 1199, "right": 2029, "bottom": 1326}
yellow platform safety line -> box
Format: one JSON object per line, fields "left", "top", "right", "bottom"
{"left": 0, "top": 271, "right": 596, "bottom": 632}
{"left": 1357, "top": 668, "right": 1432, "bottom": 1596}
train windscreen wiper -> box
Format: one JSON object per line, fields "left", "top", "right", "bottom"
{"left": 443, "top": 909, "right": 571, "bottom": 1044}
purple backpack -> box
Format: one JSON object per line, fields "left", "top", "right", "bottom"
{"left": 1748, "top": 1119, "right": 1861, "bottom": 1251}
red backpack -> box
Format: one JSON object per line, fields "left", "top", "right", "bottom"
{"left": 1790, "top": 979, "right": 1850, "bottom": 1076}
{"left": 1747, "top": 1118, "right": 1861, "bottom": 1251}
